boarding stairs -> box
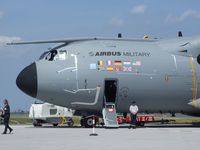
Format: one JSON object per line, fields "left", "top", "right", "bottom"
{"left": 102, "top": 103, "right": 119, "bottom": 128}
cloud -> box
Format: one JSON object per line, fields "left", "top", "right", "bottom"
{"left": 0, "top": 35, "right": 22, "bottom": 44}
{"left": 130, "top": 5, "right": 147, "bottom": 14}
{"left": 179, "top": 10, "right": 200, "bottom": 21}
{"left": 0, "top": 11, "right": 3, "bottom": 19}
{"left": 109, "top": 17, "right": 124, "bottom": 27}
{"left": 165, "top": 9, "right": 200, "bottom": 23}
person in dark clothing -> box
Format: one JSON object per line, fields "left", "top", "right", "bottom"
{"left": 1, "top": 99, "right": 13, "bottom": 134}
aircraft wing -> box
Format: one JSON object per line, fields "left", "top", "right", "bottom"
{"left": 7, "top": 37, "right": 157, "bottom": 45}
{"left": 7, "top": 38, "right": 97, "bottom": 45}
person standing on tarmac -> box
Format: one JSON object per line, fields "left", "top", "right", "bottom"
{"left": 1, "top": 99, "right": 13, "bottom": 134}
{"left": 129, "top": 101, "right": 139, "bottom": 129}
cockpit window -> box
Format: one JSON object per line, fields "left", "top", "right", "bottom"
{"left": 58, "top": 50, "right": 67, "bottom": 60}
{"left": 47, "top": 50, "right": 58, "bottom": 61}
{"left": 39, "top": 51, "right": 49, "bottom": 60}
{"left": 39, "top": 49, "right": 68, "bottom": 61}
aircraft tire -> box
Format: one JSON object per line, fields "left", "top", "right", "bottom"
{"left": 80, "top": 116, "right": 96, "bottom": 128}
{"left": 33, "top": 120, "right": 42, "bottom": 127}
{"left": 53, "top": 123, "right": 58, "bottom": 127}
{"left": 86, "top": 118, "right": 93, "bottom": 128}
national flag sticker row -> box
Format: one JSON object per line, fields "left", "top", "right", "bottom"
{"left": 90, "top": 60, "right": 141, "bottom": 72}
{"left": 97, "top": 60, "right": 141, "bottom": 66}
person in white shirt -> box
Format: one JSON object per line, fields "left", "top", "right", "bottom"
{"left": 129, "top": 101, "right": 139, "bottom": 129}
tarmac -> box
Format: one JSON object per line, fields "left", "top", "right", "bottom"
{"left": 0, "top": 125, "right": 200, "bottom": 150}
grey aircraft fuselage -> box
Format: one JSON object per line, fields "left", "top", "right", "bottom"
{"left": 15, "top": 36, "right": 200, "bottom": 116}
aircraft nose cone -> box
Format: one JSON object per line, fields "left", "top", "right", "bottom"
{"left": 16, "top": 63, "right": 37, "bottom": 98}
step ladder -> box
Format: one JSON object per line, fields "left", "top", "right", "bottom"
{"left": 102, "top": 103, "right": 119, "bottom": 128}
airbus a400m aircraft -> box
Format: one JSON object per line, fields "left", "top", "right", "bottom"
{"left": 9, "top": 33, "right": 200, "bottom": 126}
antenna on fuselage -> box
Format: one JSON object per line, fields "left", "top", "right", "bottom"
{"left": 118, "top": 33, "right": 122, "bottom": 38}
{"left": 178, "top": 31, "right": 183, "bottom": 37}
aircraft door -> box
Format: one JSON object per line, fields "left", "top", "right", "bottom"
{"left": 104, "top": 79, "right": 118, "bottom": 104}
{"left": 102, "top": 79, "right": 119, "bottom": 127}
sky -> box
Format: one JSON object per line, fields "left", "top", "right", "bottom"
{"left": 0, "top": 0, "right": 200, "bottom": 111}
